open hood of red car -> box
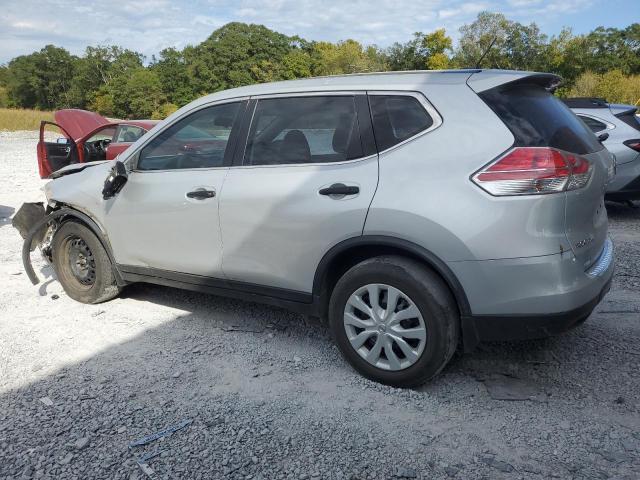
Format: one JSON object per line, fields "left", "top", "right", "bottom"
{"left": 54, "top": 109, "right": 111, "bottom": 142}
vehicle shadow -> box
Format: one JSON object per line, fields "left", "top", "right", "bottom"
{"left": 2, "top": 282, "right": 638, "bottom": 479}
{"left": 605, "top": 199, "right": 640, "bottom": 219}
{"left": 0, "top": 205, "right": 15, "bottom": 228}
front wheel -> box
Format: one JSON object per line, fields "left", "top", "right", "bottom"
{"left": 52, "top": 221, "right": 121, "bottom": 304}
{"left": 329, "top": 256, "right": 459, "bottom": 387}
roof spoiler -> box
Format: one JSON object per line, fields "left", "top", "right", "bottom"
{"left": 467, "top": 70, "right": 563, "bottom": 93}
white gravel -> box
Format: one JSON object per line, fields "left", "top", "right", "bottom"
{"left": 0, "top": 130, "right": 639, "bottom": 479}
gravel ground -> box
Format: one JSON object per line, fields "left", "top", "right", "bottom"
{"left": 0, "top": 130, "right": 639, "bottom": 480}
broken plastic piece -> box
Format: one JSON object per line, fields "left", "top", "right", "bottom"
{"left": 128, "top": 419, "right": 193, "bottom": 449}
{"left": 138, "top": 462, "right": 155, "bottom": 478}
{"left": 137, "top": 448, "right": 167, "bottom": 464}
{"left": 12, "top": 202, "right": 46, "bottom": 251}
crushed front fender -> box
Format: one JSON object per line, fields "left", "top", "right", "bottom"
{"left": 14, "top": 206, "right": 71, "bottom": 285}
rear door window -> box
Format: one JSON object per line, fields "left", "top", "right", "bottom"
{"left": 369, "top": 95, "right": 434, "bottom": 151}
{"left": 480, "top": 84, "right": 603, "bottom": 155}
{"left": 243, "top": 96, "right": 363, "bottom": 166}
{"left": 577, "top": 115, "right": 607, "bottom": 133}
{"left": 115, "top": 125, "right": 145, "bottom": 143}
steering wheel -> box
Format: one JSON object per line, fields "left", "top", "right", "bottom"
{"left": 96, "top": 139, "right": 111, "bottom": 154}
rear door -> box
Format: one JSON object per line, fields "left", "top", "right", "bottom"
{"left": 37, "top": 121, "right": 79, "bottom": 178}
{"left": 218, "top": 93, "right": 378, "bottom": 293}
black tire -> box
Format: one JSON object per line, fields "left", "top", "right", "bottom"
{"left": 51, "top": 221, "right": 121, "bottom": 304}
{"left": 329, "top": 255, "right": 459, "bottom": 387}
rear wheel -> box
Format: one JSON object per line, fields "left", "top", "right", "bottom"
{"left": 52, "top": 221, "right": 120, "bottom": 304}
{"left": 329, "top": 256, "right": 459, "bottom": 387}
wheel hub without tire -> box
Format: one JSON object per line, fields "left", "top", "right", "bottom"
{"left": 343, "top": 283, "right": 427, "bottom": 371}
{"left": 68, "top": 237, "right": 96, "bottom": 286}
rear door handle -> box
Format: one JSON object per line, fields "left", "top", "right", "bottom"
{"left": 319, "top": 183, "right": 360, "bottom": 196}
{"left": 186, "top": 189, "right": 216, "bottom": 200}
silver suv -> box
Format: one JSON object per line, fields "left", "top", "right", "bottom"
{"left": 564, "top": 97, "right": 640, "bottom": 201}
{"left": 16, "top": 69, "right": 616, "bottom": 387}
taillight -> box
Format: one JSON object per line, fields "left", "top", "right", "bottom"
{"left": 472, "top": 147, "right": 593, "bottom": 196}
{"left": 623, "top": 139, "right": 640, "bottom": 152}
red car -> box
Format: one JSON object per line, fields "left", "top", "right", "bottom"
{"left": 37, "top": 109, "right": 159, "bottom": 178}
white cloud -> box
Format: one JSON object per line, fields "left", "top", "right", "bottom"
{"left": 0, "top": 0, "right": 605, "bottom": 63}
{"left": 439, "top": 2, "right": 490, "bottom": 19}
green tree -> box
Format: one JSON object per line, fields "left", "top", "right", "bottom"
{"left": 151, "top": 47, "right": 197, "bottom": 106}
{"left": 385, "top": 30, "right": 453, "bottom": 70}
{"left": 190, "top": 22, "right": 299, "bottom": 92}
{"left": 5, "top": 45, "right": 77, "bottom": 109}
{"left": 568, "top": 70, "right": 640, "bottom": 105}
{"left": 121, "top": 69, "right": 166, "bottom": 118}
{"left": 312, "top": 39, "right": 384, "bottom": 75}
{"left": 385, "top": 33, "right": 427, "bottom": 71}
{"left": 68, "top": 46, "right": 143, "bottom": 108}
{"left": 423, "top": 29, "right": 453, "bottom": 69}
{"left": 454, "top": 12, "right": 512, "bottom": 68}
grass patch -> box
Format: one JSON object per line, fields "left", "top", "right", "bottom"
{"left": 0, "top": 108, "right": 54, "bottom": 131}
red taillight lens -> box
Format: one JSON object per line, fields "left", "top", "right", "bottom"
{"left": 623, "top": 139, "right": 640, "bottom": 152}
{"left": 472, "top": 147, "right": 592, "bottom": 196}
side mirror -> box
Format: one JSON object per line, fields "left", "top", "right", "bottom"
{"left": 598, "top": 132, "right": 609, "bottom": 142}
{"left": 102, "top": 161, "right": 128, "bottom": 200}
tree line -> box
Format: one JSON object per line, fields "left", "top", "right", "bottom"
{"left": 0, "top": 13, "right": 638, "bottom": 119}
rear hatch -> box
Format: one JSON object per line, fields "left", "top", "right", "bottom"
{"left": 472, "top": 72, "right": 614, "bottom": 270}
{"left": 610, "top": 104, "right": 640, "bottom": 165}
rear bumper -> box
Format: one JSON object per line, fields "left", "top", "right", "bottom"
{"left": 462, "top": 274, "right": 612, "bottom": 347}
{"left": 451, "top": 238, "right": 615, "bottom": 350}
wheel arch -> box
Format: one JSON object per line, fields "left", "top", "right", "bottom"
{"left": 55, "top": 207, "right": 125, "bottom": 284}
{"left": 312, "top": 235, "right": 471, "bottom": 320}
{"left": 22, "top": 205, "right": 125, "bottom": 287}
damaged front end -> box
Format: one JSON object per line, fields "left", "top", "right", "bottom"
{"left": 12, "top": 202, "right": 62, "bottom": 285}
{"left": 14, "top": 159, "right": 128, "bottom": 285}
{"left": 12, "top": 203, "right": 93, "bottom": 285}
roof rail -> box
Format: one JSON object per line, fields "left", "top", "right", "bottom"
{"left": 562, "top": 97, "right": 609, "bottom": 109}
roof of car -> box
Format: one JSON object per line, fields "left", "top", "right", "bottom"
{"left": 169, "top": 69, "right": 557, "bottom": 119}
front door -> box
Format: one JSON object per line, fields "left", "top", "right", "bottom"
{"left": 219, "top": 94, "right": 378, "bottom": 293}
{"left": 37, "top": 121, "right": 79, "bottom": 178}
{"left": 104, "top": 100, "right": 246, "bottom": 276}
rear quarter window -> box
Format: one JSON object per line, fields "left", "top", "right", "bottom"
{"left": 480, "top": 84, "right": 603, "bottom": 155}
{"left": 369, "top": 95, "right": 434, "bottom": 151}
{"left": 577, "top": 115, "right": 607, "bottom": 133}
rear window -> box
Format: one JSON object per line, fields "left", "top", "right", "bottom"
{"left": 369, "top": 95, "right": 434, "bottom": 151}
{"left": 615, "top": 110, "right": 640, "bottom": 132}
{"left": 480, "top": 84, "right": 603, "bottom": 155}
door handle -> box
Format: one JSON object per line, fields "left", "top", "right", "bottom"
{"left": 186, "top": 189, "right": 216, "bottom": 200}
{"left": 319, "top": 183, "right": 360, "bottom": 196}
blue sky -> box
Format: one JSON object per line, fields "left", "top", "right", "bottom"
{"left": 1, "top": 0, "right": 638, "bottom": 63}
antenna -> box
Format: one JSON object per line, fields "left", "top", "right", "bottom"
{"left": 475, "top": 36, "right": 497, "bottom": 69}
